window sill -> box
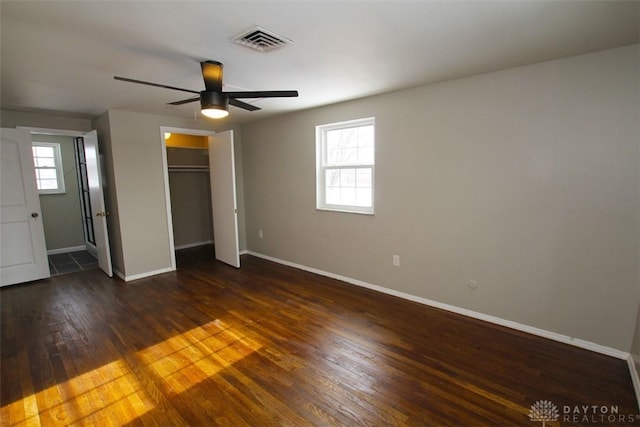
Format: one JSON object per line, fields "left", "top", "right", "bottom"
{"left": 316, "top": 207, "right": 375, "bottom": 216}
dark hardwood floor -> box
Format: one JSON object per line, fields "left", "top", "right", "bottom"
{"left": 1, "top": 246, "right": 638, "bottom": 426}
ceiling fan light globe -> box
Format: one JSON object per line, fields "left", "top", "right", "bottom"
{"left": 201, "top": 108, "right": 229, "bottom": 119}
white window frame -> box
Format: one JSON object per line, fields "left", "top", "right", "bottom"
{"left": 316, "top": 117, "right": 375, "bottom": 215}
{"left": 32, "top": 142, "right": 66, "bottom": 194}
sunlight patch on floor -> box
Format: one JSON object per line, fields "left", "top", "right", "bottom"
{"left": 1, "top": 319, "right": 262, "bottom": 426}
{"left": 1, "top": 360, "right": 154, "bottom": 426}
{"left": 136, "top": 319, "right": 263, "bottom": 394}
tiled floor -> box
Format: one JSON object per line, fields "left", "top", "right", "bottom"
{"left": 48, "top": 250, "right": 98, "bottom": 276}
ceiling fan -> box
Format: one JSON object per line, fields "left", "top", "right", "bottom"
{"left": 114, "top": 60, "right": 299, "bottom": 119}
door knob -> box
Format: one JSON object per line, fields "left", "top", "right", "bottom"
{"left": 31, "top": 212, "right": 39, "bottom": 218}
{"left": 96, "top": 211, "right": 105, "bottom": 217}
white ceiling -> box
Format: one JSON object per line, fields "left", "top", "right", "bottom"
{"left": 1, "top": 1, "right": 638, "bottom": 125}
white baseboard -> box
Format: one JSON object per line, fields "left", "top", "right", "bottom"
{"left": 174, "top": 240, "right": 214, "bottom": 250}
{"left": 47, "top": 245, "right": 86, "bottom": 255}
{"left": 85, "top": 243, "right": 97, "bottom": 258}
{"left": 113, "top": 266, "right": 174, "bottom": 282}
{"left": 113, "top": 268, "right": 125, "bottom": 281}
{"left": 628, "top": 355, "right": 640, "bottom": 411}
{"left": 246, "top": 251, "right": 629, "bottom": 360}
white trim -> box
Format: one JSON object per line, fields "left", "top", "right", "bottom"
{"left": 246, "top": 251, "right": 629, "bottom": 360}
{"left": 316, "top": 117, "right": 376, "bottom": 215}
{"left": 32, "top": 141, "right": 66, "bottom": 194}
{"left": 239, "top": 249, "right": 249, "bottom": 255}
{"left": 17, "top": 126, "right": 88, "bottom": 137}
{"left": 161, "top": 127, "right": 217, "bottom": 137}
{"left": 114, "top": 266, "right": 175, "bottom": 282}
{"left": 113, "top": 268, "right": 125, "bottom": 281}
{"left": 47, "top": 245, "right": 87, "bottom": 255}
{"left": 159, "top": 126, "right": 216, "bottom": 273}
{"left": 174, "top": 240, "right": 214, "bottom": 250}
{"left": 20, "top": 126, "right": 112, "bottom": 276}
{"left": 160, "top": 127, "right": 176, "bottom": 271}
{"left": 85, "top": 242, "right": 97, "bottom": 258}
{"left": 628, "top": 355, "right": 640, "bottom": 411}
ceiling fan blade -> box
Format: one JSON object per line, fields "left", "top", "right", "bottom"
{"left": 114, "top": 76, "right": 199, "bottom": 94}
{"left": 229, "top": 98, "right": 261, "bottom": 112}
{"left": 201, "top": 61, "right": 223, "bottom": 92}
{"left": 168, "top": 96, "right": 200, "bottom": 106}
{"left": 225, "top": 90, "right": 298, "bottom": 99}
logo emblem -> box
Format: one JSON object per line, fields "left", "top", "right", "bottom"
{"left": 529, "top": 400, "right": 559, "bottom": 426}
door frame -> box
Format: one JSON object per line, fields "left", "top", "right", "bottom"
{"left": 17, "top": 127, "right": 93, "bottom": 255}
{"left": 159, "top": 126, "right": 216, "bottom": 270}
{"left": 17, "top": 127, "right": 112, "bottom": 272}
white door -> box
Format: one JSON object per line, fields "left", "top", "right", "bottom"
{"left": 209, "top": 131, "right": 240, "bottom": 268}
{"left": 83, "top": 131, "right": 113, "bottom": 277}
{"left": 0, "top": 128, "right": 50, "bottom": 286}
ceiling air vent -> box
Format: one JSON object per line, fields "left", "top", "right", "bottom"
{"left": 230, "top": 26, "right": 293, "bottom": 52}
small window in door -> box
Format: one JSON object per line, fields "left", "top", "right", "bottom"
{"left": 32, "top": 142, "right": 66, "bottom": 194}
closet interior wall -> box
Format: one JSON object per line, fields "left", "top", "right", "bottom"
{"left": 166, "top": 137, "right": 214, "bottom": 250}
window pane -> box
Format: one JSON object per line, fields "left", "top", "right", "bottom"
{"left": 343, "top": 148, "right": 358, "bottom": 164}
{"left": 358, "top": 147, "right": 374, "bottom": 164}
{"left": 325, "top": 125, "right": 374, "bottom": 167}
{"left": 326, "top": 187, "right": 340, "bottom": 204}
{"left": 39, "top": 179, "right": 58, "bottom": 190}
{"left": 326, "top": 169, "right": 340, "bottom": 187}
{"left": 341, "top": 188, "right": 356, "bottom": 205}
{"left": 33, "top": 146, "right": 54, "bottom": 157}
{"left": 343, "top": 128, "right": 358, "bottom": 148}
{"left": 356, "top": 169, "right": 372, "bottom": 188}
{"left": 37, "top": 169, "right": 56, "bottom": 180}
{"left": 356, "top": 188, "right": 372, "bottom": 207}
{"left": 358, "top": 125, "right": 374, "bottom": 147}
{"left": 37, "top": 169, "right": 57, "bottom": 180}
{"left": 35, "top": 157, "right": 56, "bottom": 168}
{"left": 340, "top": 169, "right": 356, "bottom": 187}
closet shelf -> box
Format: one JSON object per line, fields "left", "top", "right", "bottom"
{"left": 168, "top": 165, "right": 210, "bottom": 172}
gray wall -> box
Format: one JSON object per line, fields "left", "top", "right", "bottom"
{"left": 241, "top": 45, "right": 639, "bottom": 352}
{"left": 169, "top": 171, "right": 214, "bottom": 247}
{"left": 0, "top": 109, "right": 93, "bottom": 131}
{"left": 33, "top": 134, "right": 84, "bottom": 251}
{"left": 94, "top": 110, "right": 245, "bottom": 278}
{"left": 167, "top": 147, "right": 214, "bottom": 248}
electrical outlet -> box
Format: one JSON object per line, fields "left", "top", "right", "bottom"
{"left": 393, "top": 255, "right": 400, "bottom": 267}
{"left": 258, "top": 229, "right": 263, "bottom": 239}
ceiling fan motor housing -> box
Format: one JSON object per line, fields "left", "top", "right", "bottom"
{"left": 200, "top": 90, "right": 228, "bottom": 110}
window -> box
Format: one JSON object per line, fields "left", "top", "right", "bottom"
{"left": 32, "top": 142, "right": 65, "bottom": 194}
{"left": 316, "top": 117, "right": 375, "bottom": 214}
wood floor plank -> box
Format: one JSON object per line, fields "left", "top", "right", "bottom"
{"left": 1, "top": 247, "right": 638, "bottom": 426}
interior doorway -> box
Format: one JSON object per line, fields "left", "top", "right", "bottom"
{"left": 18, "top": 127, "right": 113, "bottom": 277}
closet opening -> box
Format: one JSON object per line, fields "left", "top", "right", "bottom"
{"left": 165, "top": 132, "right": 215, "bottom": 268}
